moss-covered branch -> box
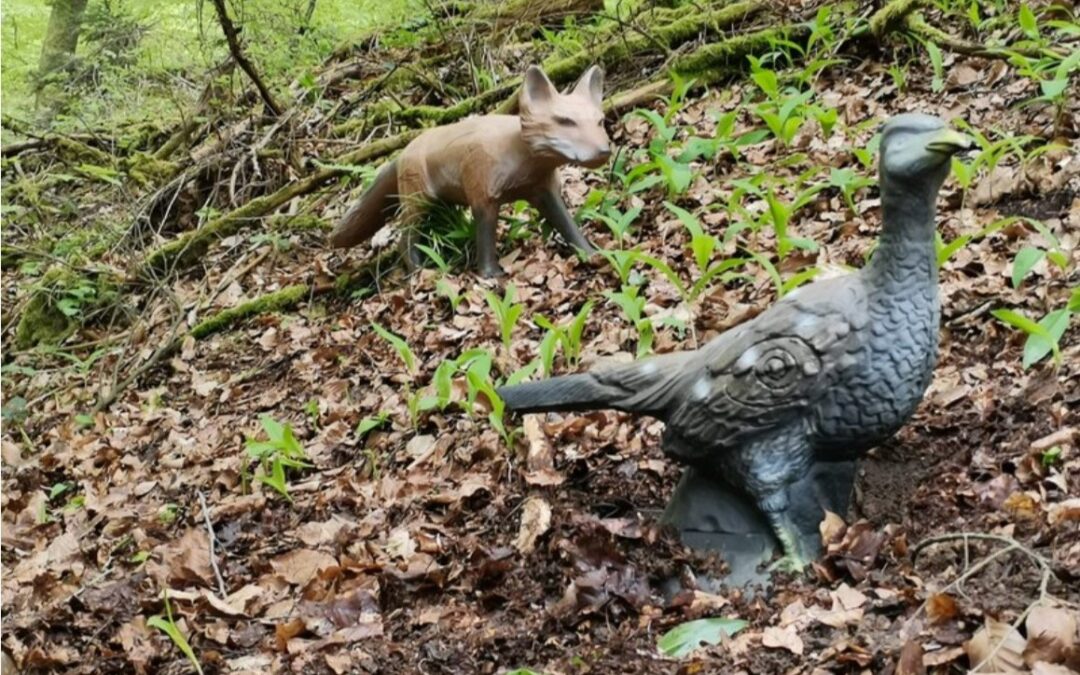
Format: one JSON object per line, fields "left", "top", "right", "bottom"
{"left": 868, "top": 0, "right": 924, "bottom": 39}
{"left": 189, "top": 283, "right": 310, "bottom": 338}
{"left": 672, "top": 25, "right": 808, "bottom": 80}
{"left": 141, "top": 130, "right": 419, "bottom": 275}
{"left": 338, "top": 0, "right": 766, "bottom": 128}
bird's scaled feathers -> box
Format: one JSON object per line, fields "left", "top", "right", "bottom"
{"left": 498, "top": 273, "right": 868, "bottom": 461}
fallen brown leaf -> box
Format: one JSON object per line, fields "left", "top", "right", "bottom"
{"left": 965, "top": 618, "right": 1027, "bottom": 673}
{"left": 271, "top": 549, "right": 339, "bottom": 586}
{"left": 896, "top": 640, "right": 926, "bottom": 675}
{"left": 514, "top": 496, "right": 552, "bottom": 554}
{"left": 762, "top": 625, "right": 804, "bottom": 656}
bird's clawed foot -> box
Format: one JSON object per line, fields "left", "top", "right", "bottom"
{"left": 765, "top": 510, "right": 810, "bottom": 575}
{"left": 766, "top": 550, "right": 809, "bottom": 574}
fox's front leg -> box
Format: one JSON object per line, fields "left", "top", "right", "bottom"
{"left": 471, "top": 202, "right": 505, "bottom": 278}
{"left": 533, "top": 180, "right": 595, "bottom": 256}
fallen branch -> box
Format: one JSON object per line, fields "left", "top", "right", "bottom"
{"left": 867, "top": 0, "right": 1057, "bottom": 59}
{"left": 868, "top": 0, "right": 924, "bottom": 39}
{"left": 141, "top": 130, "right": 419, "bottom": 275}
{"left": 97, "top": 249, "right": 399, "bottom": 410}
{"left": 903, "top": 12, "right": 1057, "bottom": 60}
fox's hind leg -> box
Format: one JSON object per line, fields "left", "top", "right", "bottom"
{"left": 397, "top": 201, "right": 427, "bottom": 271}
{"left": 395, "top": 171, "right": 430, "bottom": 272}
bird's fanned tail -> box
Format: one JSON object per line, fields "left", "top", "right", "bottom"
{"left": 497, "top": 352, "right": 690, "bottom": 416}
{"left": 496, "top": 373, "right": 617, "bottom": 413}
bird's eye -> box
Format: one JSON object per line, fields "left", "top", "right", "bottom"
{"left": 555, "top": 116, "right": 576, "bottom": 127}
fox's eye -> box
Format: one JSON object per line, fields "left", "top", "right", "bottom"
{"left": 554, "top": 116, "right": 576, "bottom": 127}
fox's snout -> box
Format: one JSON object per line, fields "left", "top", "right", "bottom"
{"left": 578, "top": 142, "right": 611, "bottom": 168}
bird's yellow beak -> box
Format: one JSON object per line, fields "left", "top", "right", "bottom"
{"left": 926, "top": 128, "right": 975, "bottom": 155}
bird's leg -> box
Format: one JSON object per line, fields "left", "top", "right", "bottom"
{"left": 758, "top": 491, "right": 808, "bottom": 573}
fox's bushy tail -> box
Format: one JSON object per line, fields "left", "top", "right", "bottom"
{"left": 329, "top": 161, "right": 400, "bottom": 248}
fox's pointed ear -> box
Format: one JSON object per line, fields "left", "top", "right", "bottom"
{"left": 521, "top": 65, "right": 557, "bottom": 110}
{"left": 572, "top": 65, "right": 604, "bottom": 106}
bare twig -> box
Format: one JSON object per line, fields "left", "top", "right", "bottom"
{"left": 910, "top": 532, "right": 1060, "bottom": 673}
{"left": 197, "top": 490, "right": 229, "bottom": 599}
{"left": 209, "top": 0, "right": 284, "bottom": 116}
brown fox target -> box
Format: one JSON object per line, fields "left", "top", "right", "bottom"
{"left": 329, "top": 65, "right": 611, "bottom": 277}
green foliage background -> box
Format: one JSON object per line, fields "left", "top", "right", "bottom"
{"left": 1, "top": 0, "right": 420, "bottom": 132}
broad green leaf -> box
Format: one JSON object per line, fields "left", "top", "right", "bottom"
{"left": 507, "top": 359, "right": 541, "bottom": 386}
{"left": 991, "top": 308, "right": 1050, "bottom": 339}
{"left": 371, "top": 322, "right": 416, "bottom": 373}
{"left": 1011, "top": 246, "right": 1045, "bottom": 287}
{"left": 1040, "top": 78, "right": 1068, "bottom": 100}
{"left": 1022, "top": 308, "right": 1070, "bottom": 368}
{"left": 925, "top": 41, "right": 944, "bottom": 92}
{"left": 356, "top": 414, "right": 389, "bottom": 438}
{"left": 259, "top": 415, "right": 286, "bottom": 444}
{"left": 657, "top": 617, "right": 748, "bottom": 658}
{"left": 148, "top": 594, "right": 204, "bottom": 675}
{"left": 750, "top": 68, "right": 779, "bottom": 99}
{"left": 1018, "top": 3, "right": 1038, "bottom": 39}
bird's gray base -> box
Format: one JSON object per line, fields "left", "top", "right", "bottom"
{"left": 661, "top": 461, "right": 856, "bottom": 588}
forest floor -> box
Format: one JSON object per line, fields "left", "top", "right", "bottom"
{"left": 2, "top": 1, "right": 1079, "bottom": 673}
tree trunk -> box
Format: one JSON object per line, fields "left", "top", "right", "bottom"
{"left": 37, "top": 0, "right": 89, "bottom": 82}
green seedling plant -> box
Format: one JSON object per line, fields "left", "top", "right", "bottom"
{"left": 991, "top": 290, "right": 1075, "bottom": 369}
{"left": 304, "top": 399, "right": 320, "bottom": 429}
{"left": 655, "top": 203, "right": 752, "bottom": 303}
{"left": 371, "top": 321, "right": 417, "bottom": 373}
{"left": 658, "top": 617, "right": 748, "bottom": 659}
{"left": 148, "top": 590, "right": 203, "bottom": 675}
{"left": 950, "top": 120, "right": 1047, "bottom": 194}
{"left": 483, "top": 284, "right": 524, "bottom": 350}
{"left": 762, "top": 184, "right": 822, "bottom": 260}
{"left": 1006, "top": 5, "right": 1080, "bottom": 135}
{"left": 827, "top": 167, "right": 875, "bottom": 213}
{"left": 848, "top": 131, "right": 882, "bottom": 171}
{"left": 597, "top": 247, "right": 642, "bottom": 286}
{"left": 747, "top": 58, "right": 838, "bottom": 146}
{"left": 416, "top": 243, "right": 451, "bottom": 274}
{"left": 936, "top": 216, "right": 1066, "bottom": 271}
{"left": 623, "top": 74, "right": 698, "bottom": 196}
{"left": 593, "top": 203, "right": 642, "bottom": 242}
{"left": 604, "top": 283, "right": 654, "bottom": 357}
{"left": 761, "top": 5, "right": 845, "bottom": 88}
{"left": 1012, "top": 241, "right": 1068, "bottom": 288}
{"left": 533, "top": 300, "right": 594, "bottom": 375}
{"left": 436, "top": 278, "right": 464, "bottom": 312}
{"left": 244, "top": 415, "right": 311, "bottom": 502}
{"left": 356, "top": 412, "right": 390, "bottom": 439}
{"left": 730, "top": 177, "right": 823, "bottom": 260}
{"left": 457, "top": 348, "right": 536, "bottom": 446}
{"left": 676, "top": 108, "right": 770, "bottom": 165}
